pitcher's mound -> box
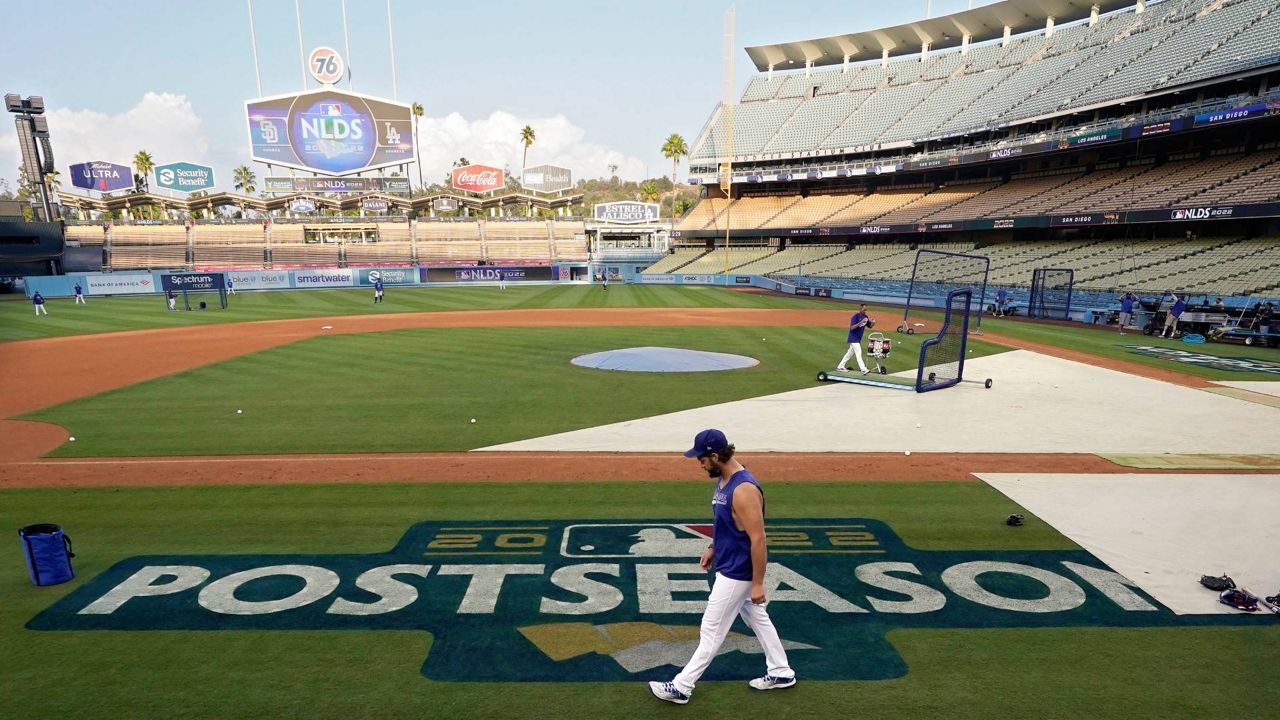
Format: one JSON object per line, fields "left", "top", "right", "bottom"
{"left": 571, "top": 346, "right": 758, "bottom": 372}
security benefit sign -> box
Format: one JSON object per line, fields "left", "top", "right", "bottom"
{"left": 245, "top": 89, "right": 415, "bottom": 176}
{"left": 154, "top": 162, "right": 215, "bottom": 193}
{"left": 28, "top": 519, "right": 1240, "bottom": 683}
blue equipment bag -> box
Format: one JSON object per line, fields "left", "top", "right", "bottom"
{"left": 19, "top": 523, "right": 75, "bottom": 586}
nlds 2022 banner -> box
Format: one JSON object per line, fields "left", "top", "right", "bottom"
{"left": 245, "top": 89, "right": 415, "bottom": 176}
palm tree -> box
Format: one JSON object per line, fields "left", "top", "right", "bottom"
{"left": 412, "top": 101, "right": 425, "bottom": 191}
{"left": 133, "top": 150, "right": 154, "bottom": 193}
{"left": 519, "top": 125, "right": 536, "bottom": 178}
{"left": 661, "top": 134, "right": 688, "bottom": 184}
{"left": 233, "top": 165, "right": 257, "bottom": 194}
{"left": 661, "top": 133, "right": 689, "bottom": 219}
{"left": 640, "top": 180, "right": 660, "bottom": 204}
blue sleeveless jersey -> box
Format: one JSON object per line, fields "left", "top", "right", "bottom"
{"left": 711, "top": 469, "right": 763, "bottom": 581}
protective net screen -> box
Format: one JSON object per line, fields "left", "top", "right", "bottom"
{"left": 1028, "top": 268, "right": 1074, "bottom": 320}
{"left": 901, "top": 250, "right": 989, "bottom": 331}
{"left": 916, "top": 289, "right": 971, "bottom": 393}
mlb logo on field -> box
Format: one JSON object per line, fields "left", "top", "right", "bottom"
{"left": 560, "top": 523, "right": 713, "bottom": 558}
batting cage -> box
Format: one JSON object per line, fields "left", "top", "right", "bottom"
{"left": 818, "top": 289, "right": 992, "bottom": 392}
{"left": 897, "top": 249, "right": 989, "bottom": 335}
{"left": 1028, "top": 268, "right": 1075, "bottom": 320}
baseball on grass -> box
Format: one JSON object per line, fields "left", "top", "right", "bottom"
{"left": 69, "top": 436, "right": 76, "bottom": 442}
{"left": 470, "top": 418, "right": 477, "bottom": 424}
{"left": 237, "top": 409, "right": 242, "bottom": 414}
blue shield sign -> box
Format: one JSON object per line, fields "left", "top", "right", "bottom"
{"left": 154, "top": 162, "right": 215, "bottom": 193}
{"left": 69, "top": 161, "right": 133, "bottom": 192}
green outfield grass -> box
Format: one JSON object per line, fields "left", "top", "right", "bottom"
{"left": 981, "top": 315, "right": 1280, "bottom": 381}
{"left": 24, "top": 325, "right": 1005, "bottom": 457}
{"left": 0, "top": 285, "right": 839, "bottom": 343}
{"left": 2, "top": 481, "right": 1273, "bottom": 720}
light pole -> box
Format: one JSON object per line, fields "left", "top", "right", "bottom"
{"left": 6, "top": 93, "right": 56, "bottom": 222}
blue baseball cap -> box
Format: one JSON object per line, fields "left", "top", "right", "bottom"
{"left": 684, "top": 429, "right": 730, "bottom": 458}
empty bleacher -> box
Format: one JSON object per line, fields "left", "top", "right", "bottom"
{"left": 107, "top": 225, "right": 187, "bottom": 270}
{"left": 691, "top": 0, "right": 1277, "bottom": 163}
{"left": 192, "top": 224, "right": 266, "bottom": 268}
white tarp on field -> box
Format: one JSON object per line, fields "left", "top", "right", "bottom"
{"left": 978, "top": 473, "right": 1280, "bottom": 615}
{"left": 482, "top": 350, "right": 1280, "bottom": 453}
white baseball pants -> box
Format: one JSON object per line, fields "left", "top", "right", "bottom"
{"left": 838, "top": 342, "right": 868, "bottom": 372}
{"left": 35, "top": 304, "right": 47, "bottom": 316}
{"left": 75, "top": 295, "right": 86, "bottom": 304}
{"left": 672, "top": 572, "right": 794, "bottom": 696}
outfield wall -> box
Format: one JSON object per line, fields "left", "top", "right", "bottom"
{"left": 21, "top": 263, "right": 591, "bottom": 298}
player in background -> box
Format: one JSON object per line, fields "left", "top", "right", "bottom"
{"left": 1161, "top": 292, "right": 1185, "bottom": 338}
{"left": 32, "top": 291, "right": 48, "bottom": 316}
{"left": 373, "top": 278, "right": 385, "bottom": 304}
{"left": 1117, "top": 291, "right": 1138, "bottom": 335}
{"left": 166, "top": 288, "right": 176, "bottom": 311}
{"left": 837, "top": 304, "right": 871, "bottom": 374}
{"left": 995, "top": 288, "right": 1009, "bottom": 317}
{"left": 226, "top": 277, "right": 235, "bottom": 295}
{"left": 649, "top": 429, "right": 796, "bottom": 705}
{"left": 497, "top": 269, "right": 506, "bottom": 291}
{"left": 74, "top": 282, "right": 86, "bottom": 304}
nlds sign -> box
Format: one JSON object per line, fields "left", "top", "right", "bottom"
{"left": 452, "top": 164, "right": 504, "bottom": 193}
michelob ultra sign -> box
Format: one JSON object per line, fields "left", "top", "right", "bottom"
{"left": 245, "top": 89, "right": 415, "bottom": 176}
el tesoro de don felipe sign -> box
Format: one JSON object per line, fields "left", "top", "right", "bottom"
{"left": 245, "top": 89, "right": 416, "bottom": 176}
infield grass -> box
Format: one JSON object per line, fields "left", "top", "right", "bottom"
{"left": 0, "top": 284, "right": 837, "bottom": 343}
{"left": 1, "top": 481, "right": 1273, "bottom": 720}
{"left": 25, "top": 325, "right": 1006, "bottom": 457}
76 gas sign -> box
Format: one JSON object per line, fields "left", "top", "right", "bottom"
{"left": 309, "top": 47, "right": 345, "bottom": 85}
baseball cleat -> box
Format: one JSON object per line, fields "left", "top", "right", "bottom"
{"left": 749, "top": 675, "right": 797, "bottom": 691}
{"left": 648, "top": 681, "right": 689, "bottom": 704}
{"left": 836, "top": 367, "right": 849, "bottom": 372}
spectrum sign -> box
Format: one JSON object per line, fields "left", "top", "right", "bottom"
{"left": 245, "top": 89, "right": 416, "bottom": 176}
{"left": 451, "top": 164, "right": 505, "bottom": 193}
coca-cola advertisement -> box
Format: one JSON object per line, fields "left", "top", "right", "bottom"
{"left": 452, "top": 164, "right": 505, "bottom": 193}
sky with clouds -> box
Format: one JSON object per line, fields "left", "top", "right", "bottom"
{"left": 2, "top": 0, "right": 997, "bottom": 194}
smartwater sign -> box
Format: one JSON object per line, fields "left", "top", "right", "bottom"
{"left": 154, "top": 162, "right": 216, "bottom": 193}
{"left": 29, "top": 518, "right": 1221, "bottom": 683}
{"left": 69, "top": 161, "right": 133, "bottom": 192}
{"left": 594, "top": 201, "right": 660, "bottom": 224}
{"left": 293, "top": 269, "right": 353, "bottom": 287}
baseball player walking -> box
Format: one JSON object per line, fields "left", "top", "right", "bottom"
{"left": 649, "top": 429, "right": 796, "bottom": 705}
{"left": 836, "top": 303, "right": 871, "bottom": 374}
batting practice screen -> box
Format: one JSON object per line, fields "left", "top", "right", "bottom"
{"left": 1028, "top": 268, "right": 1075, "bottom": 320}
{"left": 916, "top": 289, "right": 971, "bottom": 392}
{"left": 899, "top": 250, "right": 989, "bottom": 333}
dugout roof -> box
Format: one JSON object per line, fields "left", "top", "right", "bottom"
{"left": 746, "top": 0, "right": 1138, "bottom": 70}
